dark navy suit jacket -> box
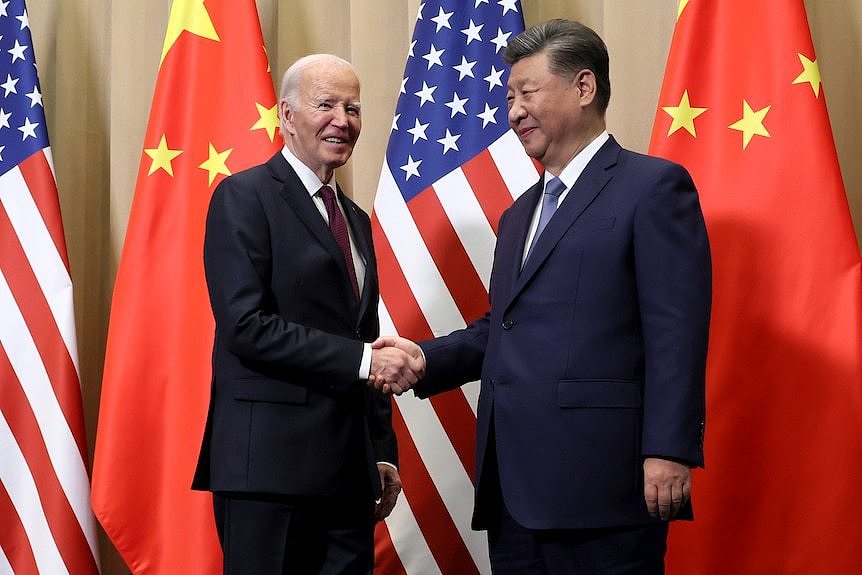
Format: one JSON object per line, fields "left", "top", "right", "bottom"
{"left": 193, "top": 152, "right": 396, "bottom": 500}
{"left": 417, "top": 136, "right": 711, "bottom": 530}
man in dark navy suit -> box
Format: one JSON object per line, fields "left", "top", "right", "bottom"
{"left": 193, "top": 54, "right": 422, "bottom": 574}
{"left": 374, "top": 20, "right": 711, "bottom": 574}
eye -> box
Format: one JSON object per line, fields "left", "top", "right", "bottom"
{"left": 346, "top": 105, "right": 361, "bottom": 117}
{"left": 317, "top": 102, "right": 333, "bottom": 110}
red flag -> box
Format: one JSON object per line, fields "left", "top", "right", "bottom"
{"left": 649, "top": 1, "right": 862, "bottom": 572}
{"left": 371, "top": 2, "right": 531, "bottom": 573}
{"left": 91, "top": 0, "right": 281, "bottom": 571}
{"left": 0, "top": 1, "right": 100, "bottom": 572}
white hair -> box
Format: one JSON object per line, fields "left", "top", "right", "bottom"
{"left": 279, "top": 54, "right": 355, "bottom": 106}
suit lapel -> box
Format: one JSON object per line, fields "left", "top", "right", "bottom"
{"left": 508, "top": 137, "right": 622, "bottom": 307}
{"left": 266, "top": 154, "right": 359, "bottom": 309}
{"left": 339, "top": 185, "right": 377, "bottom": 320}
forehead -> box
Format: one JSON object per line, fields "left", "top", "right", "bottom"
{"left": 300, "top": 63, "right": 360, "bottom": 100}
{"left": 507, "top": 51, "right": 552, "bottom": 89}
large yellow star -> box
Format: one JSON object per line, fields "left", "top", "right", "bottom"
{"left": 144, "top": 135, "right": 183, "bottom": 176}
{"left": 161, "top": 0, "right": 220, "bottom": 64}
{"left": 792, "top": 53, "right": 821, "bottom": 97}
{"left": 199, "top": 143, "right": 233, "bottom": 185}
{"left": 251, "top": 102, "right": 280, "bottom": 142}
{"left": 728, "top": 100, "right": 771, "bottom": 150}
{"left": 678, "top": 0, "right": 690, "bottom": 19}
{"left": 662, "top": 90, "right": 708, "bottom": 137}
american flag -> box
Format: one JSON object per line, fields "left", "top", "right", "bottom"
{"left": 0, "top": 0, "right": 100, "bottom": 572}
{"left": 371, "top": 1, "right": 538, "bottom": 573}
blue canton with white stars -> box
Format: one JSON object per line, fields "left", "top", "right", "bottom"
{"left": 387, "top": 0, "right": 524, "bottom": 201}
{"left": 0, "top": 0, "right": 47, "bottom": 178}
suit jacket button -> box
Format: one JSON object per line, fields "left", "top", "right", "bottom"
{"left": 502, "top": 319, "right": 514, "bottom": 330}
{"left": 354, "top": 330, "right": 362, "bottom": 339}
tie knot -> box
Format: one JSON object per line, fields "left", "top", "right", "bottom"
{"left": 318, "top": 184, "right": 336, "bottom": 202}
{"left": 544, "top": 177, "right": 566, "bottom": 198}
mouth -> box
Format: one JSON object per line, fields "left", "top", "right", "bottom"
{"left": 323, "top": 137, "right": 349, "bottom": 145}
{"left": 517, "top": 127, "right": 535, "bottom": 139}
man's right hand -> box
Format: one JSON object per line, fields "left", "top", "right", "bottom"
{"left": 368, "top": 336, "right": 425, "bottom": 395}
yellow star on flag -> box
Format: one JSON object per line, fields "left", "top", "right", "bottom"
{"left": 161, "top": 0, "right": 220, "bottom": 64}
{"left": 729, "top": 100, "right": 771, "bottom": 149}
{"left": 662, "top": 90, "right": 708, "bottom": 137}
{"left": 678, "top": 0, "right": 691, "bottom": 20}
{"left": 144, "top": 135, "right": 183, "bottom": 176}
{"left": 251, "top": 102, "right": 280, "bottom": 142}
{"left": 792, "top": 53, "right": 821, "bottom": 97}
{"left": 199, "top": 143, "right": 233, "bottom": 185}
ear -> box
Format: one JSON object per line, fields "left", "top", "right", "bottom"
{"left": 279, "top": 100, "right": 297, "bottom": 136}
{"left": 573, "top": 69, "right": 597, "bottom": 107}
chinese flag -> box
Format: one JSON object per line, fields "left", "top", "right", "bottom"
{"left": 649, "top": 1, "right": 862, "bottom": 573}
{"left": 91, "top": 0, "right": 281, "bottom": 572}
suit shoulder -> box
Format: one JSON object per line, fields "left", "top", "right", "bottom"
{"left": 617, "top": 147, "right": 692, "bottom": 180}
{"left": 215, "top": 162, "right": 272, "bottom": 192}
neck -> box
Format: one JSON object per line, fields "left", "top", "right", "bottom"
{"left": 547, "top": 123, "right": 605, "bottom": 176}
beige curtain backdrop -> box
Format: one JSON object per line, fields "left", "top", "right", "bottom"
{"left": 26, "top": 1, "right": 862, "bottom": 572}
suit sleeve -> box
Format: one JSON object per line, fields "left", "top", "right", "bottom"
{"left": 204, "top": 176, "right": 363, "bottom": 393}
{"left": 634, "top": 162, "right": 711, "bottom": 467}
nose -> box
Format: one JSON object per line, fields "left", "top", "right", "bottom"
{"left": 331, "top": 106, "right": 349, "bottom": 127}
{"left": 508, "top": 99, "right": 525, "bottom": 127}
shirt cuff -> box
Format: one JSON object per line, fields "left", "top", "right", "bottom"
{"left": 358, "top": 342, "right": 372, "bottom": 380}
{"left": 377, "top": 461, "right": 398, "bottom": 471}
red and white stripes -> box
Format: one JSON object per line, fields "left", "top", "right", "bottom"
{"left": 0, "top": 149, "right": 99, "bottom": 574}
{"left": 372, "top": 129, "right": 539, "bottom": 574}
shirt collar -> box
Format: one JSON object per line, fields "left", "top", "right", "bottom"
{"left": 281, "top": 145, "right": 337, "bottom": 199}
{"left": 545, "top": 131, "right": 610, "bottom": 190}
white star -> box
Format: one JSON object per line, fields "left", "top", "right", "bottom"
{"left": 1, "top": 74, "right": 19, "bottom": 96}
{"left": 18, "top": 117, "right": 39, "bottom": 140}
{"left": 477, "top": 103, "right": 499, "bottom": 128}
{"left": 422, "top": 43, "right": 445, "bottom": 70}
{"left": 26, "top": 86, "right": 42, "bottom": 108}
{"left": 400, "top": 76, "right": 408, "bottom": 94}
{"left": 461, "top": 19, "right": 483, "bottom": 44}
{"left": 408, "top": 40, "right": 416, "bottom": 58}
{"left": 16, "top": 9, "right": 29, "bottom": 30}
{"left": 414, "top": 81, "right": 437, "bottom": 107}
{"left": 445, "top": 92, "right": 469, "bottom": 117}
{"left": 431, "top": 6, "right": 454, "bottom": 32}
{"left": 0, "top": 146, "right": 5, "bottom": 161}
{"left": 0, "top": 1, "right": 8, "bottom": 17}
{"left": 491, "top": 27, "right": 512, "bottom": 54}
{"left": 0, "top": 108, "right": 11, "bottom": 129}
{"left": 400, "top": 155, "right": 422, "bottom": 181}
{"left": 8, "top": 40, "right": 28, "bottom": 63}
{"left": 406, "top": 118, "right": 430, "bottom": 143}
{"left": 453, "top": 56, "right": 477, "bottom": 80}
{"left": 416, "top": 2, "right": 425, "bottom": 20}
{"left": 484, "top": 65, "right": 505, "bottom": 91}
{"left": 391, "top": 113, "right": 400, "bottom": 132}
{"left": 437, "top": 129, "right": 461, "bottom": 154}
{"left": 474, "top": 0, "right": 489, "bottom": 6}
{"left": 498, "top": 0, "right": 519, "bottom": 15}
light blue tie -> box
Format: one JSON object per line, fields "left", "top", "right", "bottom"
{"left": 525, "top": 176, "right": 567, "bottom": 262}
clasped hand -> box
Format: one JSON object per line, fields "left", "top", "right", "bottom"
{"left": 368, "top": 336, "right": 425, "bottom": 395}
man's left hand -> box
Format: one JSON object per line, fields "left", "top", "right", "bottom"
{"left": 375, "top": 464, "right": 402, "bottom": 522}
{"left": 643, "top": 457, "right": 691, "bottom": 521}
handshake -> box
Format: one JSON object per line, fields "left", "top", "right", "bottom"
{"left": 368, "top": 336, "right": 425, "bottom": 396}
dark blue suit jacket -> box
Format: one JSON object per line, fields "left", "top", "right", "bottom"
{"left": 193, "top": 152, "right": 396, "bottom": 500}
{"left": 417, "top": 136, "right": 710, "bottom": 530}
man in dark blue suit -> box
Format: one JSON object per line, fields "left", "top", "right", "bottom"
{"left": 374, "top": 20, "right": 711, "bottom": 574}
{"left": 193, "top": 54, "right": 423, "bottom": 574}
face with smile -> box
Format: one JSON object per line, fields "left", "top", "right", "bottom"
{"left": 280, "top": 60, "right": 361, "bottom": 183}
{"left": 506, "top": 50, "right": 599, "bottom": 175}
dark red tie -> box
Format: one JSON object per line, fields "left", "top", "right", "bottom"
{"left": 318, "top": 185, "right": 360, "bottom": 301}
